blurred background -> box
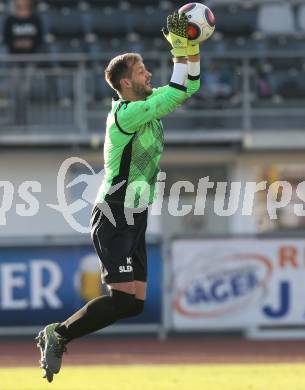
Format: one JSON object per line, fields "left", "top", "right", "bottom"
{"left": 0, "top": 0, "right": 305, "bottom": 340}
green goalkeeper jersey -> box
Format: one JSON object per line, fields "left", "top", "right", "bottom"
{"left": 96, "top": 77, "right": 200, "bottom": 208}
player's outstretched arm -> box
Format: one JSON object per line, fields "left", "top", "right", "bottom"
{"left": 164, "top": 12, "right": 201, "bottom": 99}
{"left": 115, "top": 12, "right": 190, "bottom": 134}
{"left": 186, "top": 53, "right": 201, "bottom": 99}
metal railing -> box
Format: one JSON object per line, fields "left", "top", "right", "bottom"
{"left": 0, "top": 51, "right": 304, "bottom": 145}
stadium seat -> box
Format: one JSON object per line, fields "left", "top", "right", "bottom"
{"left": 257, "top": 4, "right": 295, "bottom": 35}
{"left": 29, "top": 72, "right": 50, "bottom": 102}
{"left": 0, "top": 12, "right": 5, "bottom": 41}
{"left": 83, "top": 0, "right": 124, "bottom": 7}
{"left": 265, "top": 66, "right": 301, "bottom": 100}
{"left": 46, "top": 8, "right": 85, "bottom": 38}
{"left": 0, "top": 43, "right": 8, "bottom": 70}
{"left": 277, "top": 69, "right": 305, "bottom": 99}
{"left": 26, "top": 61, "right": 73, "bottom": 104}
{"left": 194, "top": 60, "right": 237, "bottom": 104}
{"left": 56, "top": 73, "right": 74, "bottom": 103}
{"left": 48, "top": 39, "right": 86, "bottom": 55}
{"left": 213, "top": 5, "right": 257, "bottom": 37}
{"left": 298, "top": 71, "right": 305, "bottom": 96}
{"left": 86, "top": 64, "right": 113, "bottom": 102}
{"left": 129, "top": 8, "right": 168, "bottom": 37}
{"left": 39, "top": 52, "right": 75, "bottom": 103}
{"left": 44, "top": 0, "right": 81, "bottom": 8}
{"left": 125, "top": 0, "right": 161, "bottom": 5}
{"left": 207, "top": 35, "right": 259, "bottom": 54}
{"left": 85, "top": 41, "right": 105, "bottom": 56}
{"left": 86, "top": 8, "right": 129, "bottom": 37}
{"left": 86, "top": 38, "right": 138, "bottom": 55}
{"left": 297, "top": 4, "right": 305, "bottom": 33}
{"left": 266, "top": 36, "right": 304, "bottom": 52}
{"left": 0, "top": 43, "right": 7, "bottom": 55}
{"left": 37, "top": 8, "right": 50, "bottom": 36}
{"left": 45, "top": 39, "right": 86, "bottom": 73}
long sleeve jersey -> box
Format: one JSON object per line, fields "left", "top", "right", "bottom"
{"left": 95, "top": 76, "right": 200, "bottom": 209}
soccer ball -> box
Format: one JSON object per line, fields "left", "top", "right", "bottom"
{"left": 178, "top": 2, "right": 216, "bottom": 44}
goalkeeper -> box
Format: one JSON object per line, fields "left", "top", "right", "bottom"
{"left": 36, "top": 11, "right": 201, "bottom": 382}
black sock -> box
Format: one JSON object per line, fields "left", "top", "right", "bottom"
{"left": 55, "top": 290, "right": 136, "bottom": 342}
{"left": 128, "top": 298, "right": 145, "bottom": 317}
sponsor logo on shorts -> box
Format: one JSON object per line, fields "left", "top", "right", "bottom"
{"left": 126, "top": 257, "right": 132, "bottom": 264}
{"left": 119, "top": 257, "right": 133, "bottom": 273}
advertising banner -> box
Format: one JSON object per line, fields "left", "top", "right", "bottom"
{"left": 171, "top": 239, "right": 305, "bottom": 330}
{"left": 0, "top": 243, "right": 161, "bottom": 327}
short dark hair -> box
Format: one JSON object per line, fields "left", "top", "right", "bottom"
{"left": 104, "top": 53, "right": 143, "bottom": 92}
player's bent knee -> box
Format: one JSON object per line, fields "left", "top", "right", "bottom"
{"left": 128, "top": 299, "right": 145, "bottom": 317}
{"left": 111, "top": 289, "right": 144, "bottom": 319}
{"left": 111, "top": 289, "right": 136, "bottom": 318}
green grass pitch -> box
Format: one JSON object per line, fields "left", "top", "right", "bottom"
{"left": 1, "top": 364, "right": 305, "bottom": 390}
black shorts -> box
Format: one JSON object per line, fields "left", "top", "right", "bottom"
{"left": 90, "top": 202, "right": 148, "bottom": 284}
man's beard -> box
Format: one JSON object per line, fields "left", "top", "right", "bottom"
{"left": 132, "top": 81, "right": 153, "bottom": 99}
